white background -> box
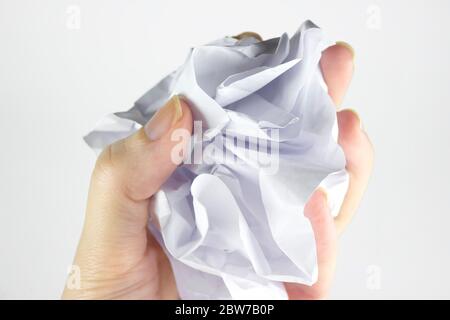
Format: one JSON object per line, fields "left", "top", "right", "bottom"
{"left": 1, "top": 0, "right": 449, "bottom": 299}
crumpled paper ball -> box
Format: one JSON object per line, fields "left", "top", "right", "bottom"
{"left": 84, "top": 20, "right": 349, "bottom": 300}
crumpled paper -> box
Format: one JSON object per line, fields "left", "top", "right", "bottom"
{"left": 84, "top": 20, "right": 349, "bottom": 300}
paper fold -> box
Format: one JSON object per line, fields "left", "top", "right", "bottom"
{"left": 84, "top": 20, "right": 349, "bottom": 300}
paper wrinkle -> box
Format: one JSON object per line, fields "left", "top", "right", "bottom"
{"left": 84, "top": 20, "right": 349, "bottom": 299}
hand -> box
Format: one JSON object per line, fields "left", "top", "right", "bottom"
{"left": 63, "top": 95, "right": 193, "bottom": 299}
{"left": 285, "top": 42, "right": 374, "bottom": 299}
{"left": 62, "top": 36, "right": 373, "bottom": 300}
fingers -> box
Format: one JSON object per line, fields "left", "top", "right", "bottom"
{"left": 320, "top": 42, "right": 374, "bottom": 233}
{"left": 286, "top": 45, "right": 353, "bottom": 299}
{"left": 335, "top": 110, "right": 373, "bottom": 234}
{"left": 285, "top": 189, "right": 337, "bottom": 299}
{"left": 320, "top": 42, "right": 354, "bottom": 107}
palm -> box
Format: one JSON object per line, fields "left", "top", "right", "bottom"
{"left": 112, "top": 231, "right": 177, "bottom": 299}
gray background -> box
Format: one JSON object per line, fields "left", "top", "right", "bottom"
{"left": 1, "top": 0, "right": 449, "bottom": 299}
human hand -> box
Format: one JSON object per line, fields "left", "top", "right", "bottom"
{"left": 62, "top": 35, "right": 373, "bottom": 300}
{"left": 285, "top": 42, "right": 374, "bottom": 299}
{"left": 62, "top": 95, "right": 193, "bottom": 299}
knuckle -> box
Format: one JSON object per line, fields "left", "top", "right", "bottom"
{"left": 91, "top": 136, "right": 148, "bottom": 201}
{"left": 345, "top": 112, "right": 362, "bottom": 133}
{"left": 94, "top": 145, "right": 115, "bottom": 176}
{"left": 93, "top": 143, "right": 124, "bottom": 185}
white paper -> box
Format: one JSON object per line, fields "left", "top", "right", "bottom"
{"left": 84, "top": 20, "right": 349, "bottom": 300}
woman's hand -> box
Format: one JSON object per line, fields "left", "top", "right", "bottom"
{"left": 62, "top": 36, "right": 373, "bottom": 300}
{"left": 63, "top": 95, "right": 193, "bottom": 299}
{"left": 285, "top": 42, "right": 374, "bottom": 299}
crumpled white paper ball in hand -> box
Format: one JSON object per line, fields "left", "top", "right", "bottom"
{"left": 84, "top": 20, "right": 349, "bottom": 300}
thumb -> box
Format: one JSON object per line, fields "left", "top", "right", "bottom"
{"left": 81, "top": 95, "right": 192, "bottom": 251}
{"left": 64, "top": 96, "right": 192, "bottom": 297}
{"left": 93, "top": 95, "right": 193, "bottom": 202}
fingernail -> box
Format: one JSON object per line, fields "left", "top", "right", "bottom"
{"left": 346, "top": 108, "right": 363, "bottom": 130}
{"left": 335, "top": 41, "right": 355, "bottom": 61}
{"left": 144, "top": 95, "right": 183, "bottom": 141}
{"left": 233, "top": 31, "right": 263, "bottom": 42}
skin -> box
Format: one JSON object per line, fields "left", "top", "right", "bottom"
{"left": 62, "top": 35, "right": 374, "bottom": 300}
